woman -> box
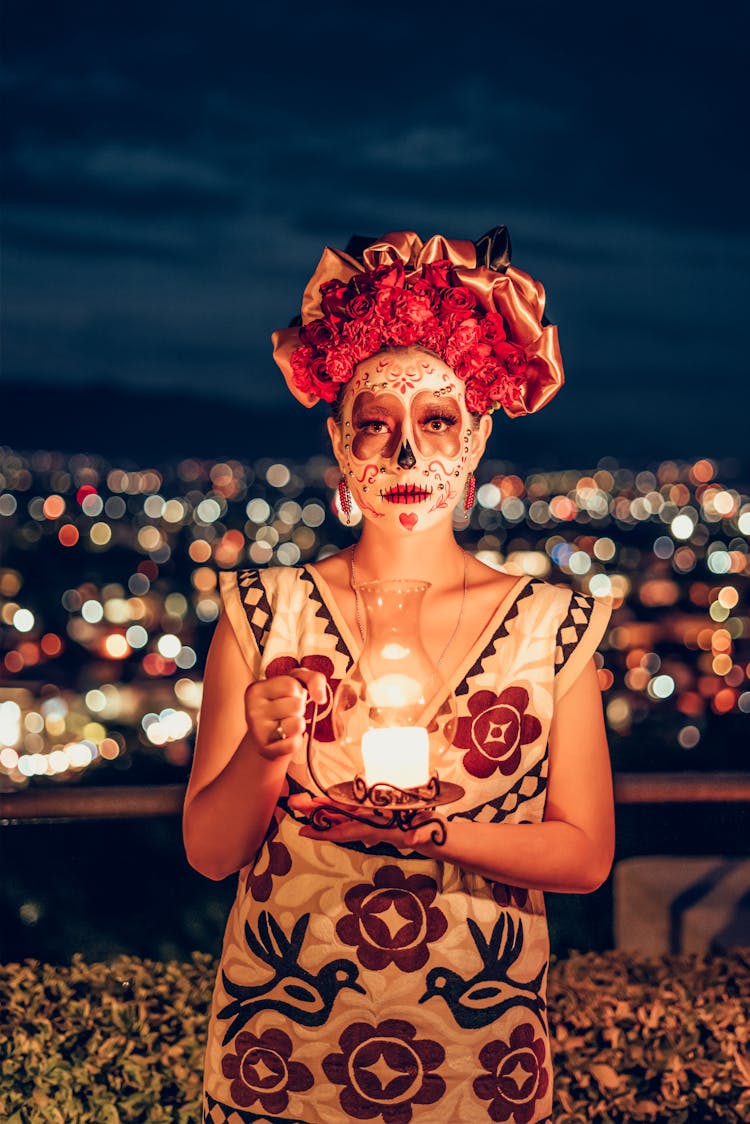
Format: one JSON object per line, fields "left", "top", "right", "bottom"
{"left": 183, "top": 228, "right": 614, "bottom": 1124}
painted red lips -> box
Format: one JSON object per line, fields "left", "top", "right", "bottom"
{"left": 381, "top": 484, "right": 433, "bottom": 505}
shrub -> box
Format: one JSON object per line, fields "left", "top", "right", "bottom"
{"left": 1, "top": 948, "right": 748, "bottom": 1122}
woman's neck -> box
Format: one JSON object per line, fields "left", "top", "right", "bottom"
{"left": 352, "top": 520, "right": 466, "bottom": 588}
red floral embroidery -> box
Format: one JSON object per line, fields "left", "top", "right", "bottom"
{"left": 491, "top": 881, "right": 530, "bottom": 910}
{"left": 453, "top": 686, "right": 542, "bottom": 779}
{"left": 336, "top": 865, "right": 448, "bottom": 972}
{"left": 222, "top": 1027, "right": 313, "bottom": 1114}
{"left": 266, "top": 654, "right": 339, "bottom": 742}
{"left": 245, "top": 812, "right": 291, "bottom": 902}
{"left": 323, "top": 1018, "right": 445, "bottom": 1123}
{"left": 473, "top": 1023, "right": 549, "bottom": 1123}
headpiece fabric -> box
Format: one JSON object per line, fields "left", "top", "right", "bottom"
{"left": 271, "top": 228, "right": 564, "bottom": 417}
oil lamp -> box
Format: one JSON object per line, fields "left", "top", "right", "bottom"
{"left": 305, "top": 579, "right": 464, "bottom": 844}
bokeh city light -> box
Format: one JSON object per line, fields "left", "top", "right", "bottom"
{"left": 0, "top": 447, "right": 747, "bottom": 790}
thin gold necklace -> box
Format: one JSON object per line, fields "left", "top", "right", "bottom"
{"left": 349, "top": 548, "right": 468, "bottom": 668}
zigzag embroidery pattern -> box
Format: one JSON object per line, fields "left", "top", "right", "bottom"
{"left": 236, "top": 569, "right": 274, "bottom": 653}
{"left": 299, "top": 568, "right": 351, "bottom": 663}
{"left": 203, "top": 1089, "right": 312, "bottom": 1123}
{"left": 456, "top": 579, "right": 540, "bottom": 699}
{"left": 448, "top": 755, "right": 548, "bottom": 825}
{"left": 554, "top": 590, "right": 595, "bottom": 675}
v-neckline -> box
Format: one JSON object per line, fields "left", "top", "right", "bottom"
{"left": 303, "top": 562, "right": 532, "bottom": 698}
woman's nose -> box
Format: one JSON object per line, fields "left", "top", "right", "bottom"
{"left": 397, "top": 440, "right": 417, "bottom": 469}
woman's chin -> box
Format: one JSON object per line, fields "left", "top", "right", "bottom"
{"left": 359, "top": 504, "right": 456, "bottom": 536}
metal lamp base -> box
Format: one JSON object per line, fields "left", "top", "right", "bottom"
{"left": 308, "top": 776, "right": 464, "bottom": 846}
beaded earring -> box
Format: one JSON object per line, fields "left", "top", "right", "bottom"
{"left": 463, "top": 472, "right": 477, "bottom": 512}
{"left": 338, "top": 477, "right": 353, "bottom": 524}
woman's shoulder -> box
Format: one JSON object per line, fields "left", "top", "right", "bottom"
{"left": 471, "top": 559, "right": 570, "bottom": 610}
{"left": 489, "top": 568, "right": 611, "bottom": 633}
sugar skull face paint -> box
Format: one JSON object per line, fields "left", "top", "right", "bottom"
{"left": 329, "top": 348, "right": 490, "bottom": 534}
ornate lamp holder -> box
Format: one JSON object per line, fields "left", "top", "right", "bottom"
{"left": 305, "top": 579, "right": 464, "bottom": 846}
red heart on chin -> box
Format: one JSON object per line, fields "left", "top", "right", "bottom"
{"left": 399, "top": 513, "right": 418, "bottom": 531}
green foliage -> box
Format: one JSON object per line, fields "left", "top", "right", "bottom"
{"left": 0, "top": 952, "right": 214, "bottom": 1123}
{"left": 549, "top": 947, "right": 750, "bottom": 1122}
{"left": 1, "top": 948, "right": 748, "bottom": 1122}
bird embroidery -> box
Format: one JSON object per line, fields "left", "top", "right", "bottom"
{"left": 419, "top": 912, "right": 546, "bottom": 1028}
{"left": 217, "top": 910, "right": 364, "bottom": 1045}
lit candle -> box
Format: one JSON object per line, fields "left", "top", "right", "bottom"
{"left": 361, "top": 726, "right": 429, "bottom": 790}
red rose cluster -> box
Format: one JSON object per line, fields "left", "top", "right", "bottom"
{"left": 289, "top": 259, "right": 530, "bottom": 415}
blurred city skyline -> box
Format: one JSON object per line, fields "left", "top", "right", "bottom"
{"left": 2, "top": 2, "right": 750, "bottom": 462}
{"left": 1, "top": 443, "right": 747, "bottom": 798}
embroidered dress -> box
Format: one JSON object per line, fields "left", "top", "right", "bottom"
{"left": 201, "top": 564, "right": 610, "bottom": 1124}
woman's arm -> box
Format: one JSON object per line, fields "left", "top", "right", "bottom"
{"left": 293, "top": 657, "right": 615, "bottom": 894}
{"left": 425, "top": 657, "right": 614, "bottom": 891}
{"left": 182, "top": 610, "right": 323, "bottom": 881}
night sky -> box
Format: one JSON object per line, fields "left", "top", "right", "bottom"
{"left": 2, "top": 1, "right": 749, "bottom": 462}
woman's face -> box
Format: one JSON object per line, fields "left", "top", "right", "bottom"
{"left": 328, "top": 348, "right": 492, "bottom": 535}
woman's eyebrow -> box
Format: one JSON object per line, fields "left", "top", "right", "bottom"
{"left": 414, "top": 398, "right": 461, "bottom": 413}
{"left": 417, "top": 399, "right": 460, "bottom": 409}
{"left": 352, "top": 401, "right": 397, "bottom": 420}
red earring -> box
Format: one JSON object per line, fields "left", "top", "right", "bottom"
{"left": 338, "top": 477, "right": 353, "bottom": 524}
{"left": 464, "top": 472, "right": 476, "bottom": 512}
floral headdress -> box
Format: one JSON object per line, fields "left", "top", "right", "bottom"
{"left": 271, "top": 227, "right": 564, "bottom": 417}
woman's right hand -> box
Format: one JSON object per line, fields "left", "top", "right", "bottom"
{"left": 244, "top": 669, "right": 328, "bottom": 762}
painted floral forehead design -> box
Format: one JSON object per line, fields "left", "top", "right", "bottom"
{"left": 271, "top": 227, "right": 565, "bottom": 417}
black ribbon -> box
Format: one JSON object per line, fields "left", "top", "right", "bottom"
{"left": 474, "top": 225, "right": 512, "bottom": 273}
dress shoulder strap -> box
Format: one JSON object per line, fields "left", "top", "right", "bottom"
{"left": 553, "top": 588, "right": 612, "bottom": 700}
{"left": 217, "top": 566, "right": 306, "bottom": 674}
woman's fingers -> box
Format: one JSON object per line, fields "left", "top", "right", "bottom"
{"left": 289, "top": 793, "right": 442, "bottom": 852}
{"left": 287, "top": 667, "right": 328, "bottom": 705}
{"left": 247, "top": 676, "right": 308, "bottom": 703}
{"left": 243, "top": 676, "right": 311, "bottom": 759}
{"left": 287, "top": 793, "right": 328, "bottom": 813}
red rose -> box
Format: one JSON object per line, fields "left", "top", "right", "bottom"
{"left": 481, "top": 311, "right": 507, "bottom": 346}
{"left": 421, "top": 259, "right": 454, "bottom": 289}
{"left": 384, "top": 317, "right": 421, "bottom": 347}
{"left": 360, "top": 261, "right": 405, "bottom": 292}
{"left": 417, "top": 318, "right": 448, "bottom": 354}
{"left": 494, "top": 340, "right": 529, "bottom": 376}
{"left": 342, "top": 318, "right": 383, "bottom": 361}
{"left": 320, "top": 279, "right": 349, "bottom": 320}
{"left": 393, "top": 290, "right": 433, "bottom": 327}
{"left": 452, "top": 348, "right": 493, "bottom": 389}
{"left": 325, "top": 344, "right": 355, "bottom": 384}
{"left": 290, "top": 344, "right": 315, "bottom": 389}
{"left": 374, "top": 288, "right": 397, "bottom": 318}
{"left": 300, "top": 318, "right": 336, "bottom": 349}
{"left": 444, "top": 320, "right": 484, "bottom": 369}
{"left": 346, "top": 293, "right": 376, "bottom": 321}
{"left": 315, "top": 378, "right": 340, "bottom": 403}
{"left": 292, "top": 348, "right": 336, "bottom": 400}
{"left": 440, "top": 286, "right": 477, "bottom": 324}
{"left": 489, "top": 373, "right": 525, "bottom": 411}
{"left": 409, "top": 277, "right": 441, "bottom": 310}
{"left": 464, "top": 379, "right": 491, "bottom": 415}
{"left": 468, "top": 357, "right": 500, "bottom": 387}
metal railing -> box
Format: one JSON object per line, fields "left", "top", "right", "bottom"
{"left": 2, "top": 773, "right": 750, "bottom": 824}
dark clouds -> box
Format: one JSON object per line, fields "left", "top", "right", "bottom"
{"left": 2, "top": 1, "right": 749, "bottom": 454}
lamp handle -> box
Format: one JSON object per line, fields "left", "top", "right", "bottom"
{"left": 304, "top": 700, "right": 330, "bottom": 797}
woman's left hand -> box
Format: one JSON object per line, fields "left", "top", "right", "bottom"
{"left": 287, "top": 793, "right": 444, "bottom": 855}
